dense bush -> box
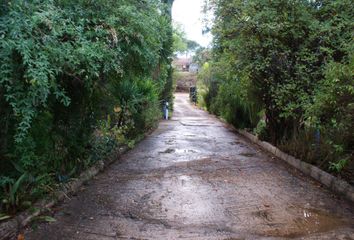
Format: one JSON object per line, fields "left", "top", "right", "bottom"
{"left": 200, "top": 0, "right": 353, "bottom": 179}
{"left": 0, "top": 0, "right": 174, "bottom": 213}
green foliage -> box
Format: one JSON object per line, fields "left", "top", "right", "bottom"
{"left": 307, "top": 54, "right": 354, "bottom": 145}
{"left": 195, "top": 65, "right": 208, "bottom": 110}
{"left": 0, "top": 0, "right": 174, "bottom": 213}
{"left": 210, "top": 77, "right": 261, "bottom": 129}
{"left": 173, "top": 22, "right": 188, "bottom": 54}
{"left": 186, "top": 40, "right": 201, "bottom": 53}
{"left": 1, "top": 173, "right": 29, "bottom": 213}
{"left": 329, "top": 158, "right": 349, "bottom": 173}
{"left": 196, "top": 62, "right": 215, "bottom": 110}
{"left": 203, "top": 0, "right": 353, "bottom": 175}
{"left": 172, "top": 22, "right": 201, "bottom": 56}
{"left": 254, "top": 117, "right": 267, "bottom": 140}
{"left": 193, "top": 47, "right": 211, "bottom": 66}
{"left": 0, "top": 162, "right": 51, "bottom": 213}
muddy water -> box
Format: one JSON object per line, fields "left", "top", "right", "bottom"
{"left": 26, "top": 93, "right": 354, "bottom": 239}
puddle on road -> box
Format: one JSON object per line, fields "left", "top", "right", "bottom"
{"left": 175, "top": 149, "right": 198, "bottom": 154}
{"left": 159, "top": 148, "right": 175, "bottom": 154}
{"left": 172, "top": 157, "right": 214, "bottom": 166}
{"left": 239, "top": 152, "right": 256, "bottom": 157}
{"left": 158, "top": 148, "right": 198, "bottom": 155}
{"left": 179, "top": 120, "right": 214, "bottom": 126}
{"left": 230, "top": 141, "right": 245, "bottom": 147}
{"left": 165, "top": 139, "right": 176, "bottom": 145}
{"left": 178, "top": 175, "right": 192, "bottom": 187}
{"left": 162, "top": 174, "right": 225, "bottom": 225}
{"left": 183, "top": 134, "right": 197, "bottom": 137}
{"left": 260, "top": 206, "right": 352, "bottom": 238}
{"left": 296, "top": 208, "right": 349, "bottom": 235}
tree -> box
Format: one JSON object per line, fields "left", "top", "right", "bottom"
{"left": 0, "top": 0, "right": 175, "bottom": 213}
{"left": 204, "top": 0, "right": 353, "bottom": 141}
{"left": 193, "top": 47, "right": 211, "bottom": 66}
{"left": 172, "top": 22, "right": 201, "bottom": 57}
{"left": 200, "top": 0, "right": 353, "bottom": 174}
{"left": 186, "top": 40, "right": 201, "bottom": 53}
{"left": 172, "top": 22, "right": 188, "bottom": 54}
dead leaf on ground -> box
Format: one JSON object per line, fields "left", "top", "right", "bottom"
{"left": 17, "top": 233, "right": 25, "bottom": 240}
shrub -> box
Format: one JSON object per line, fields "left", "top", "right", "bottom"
{"left": 202, "top": 0, "right": 353, "bottom": 178}
{"left": 0, "top": 0, "right": 174, "bottom": 213}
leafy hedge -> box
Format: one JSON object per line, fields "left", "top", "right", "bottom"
{"left": 0, "top": 0, "right": 174, "bottom": 213}
{"left": 200, "top": 0, "right": 353, "bottom": 179}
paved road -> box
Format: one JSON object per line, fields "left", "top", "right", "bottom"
{"left": 26, "top": 93, "right": 354, "bottom": 239}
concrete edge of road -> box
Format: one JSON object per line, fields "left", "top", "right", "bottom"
{"left": 236, "top": 129, "right": 354, "bottom": 204}
{"left": 184, "top": 103, "right": 354, "bottom": 204}
{"left": 0, "top": 145, "right": 131, "bottom": 240}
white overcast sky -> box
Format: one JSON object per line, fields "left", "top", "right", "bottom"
{"left": 172, "top": 0, "right": 212, "bottom": 47}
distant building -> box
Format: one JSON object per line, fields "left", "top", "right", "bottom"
{"left": 189, "top": 63, "right": 199, "bottom": 73}
{"left": 172, "top": 58, "right": 199, "bottom": 73}
{"left": 172, "top": 58, "right": 192, "bottom": 72}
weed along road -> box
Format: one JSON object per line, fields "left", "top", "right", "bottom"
{"left": 26, "top": 93, "right": 354, "bottom": 239}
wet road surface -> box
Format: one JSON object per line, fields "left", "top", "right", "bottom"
{"left": 26, "top": 93, "right": 354, "bottom": 239}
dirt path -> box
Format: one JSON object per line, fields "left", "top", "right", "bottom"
{"left": 26, "top": 93, "right": 354, "bottom": 239}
